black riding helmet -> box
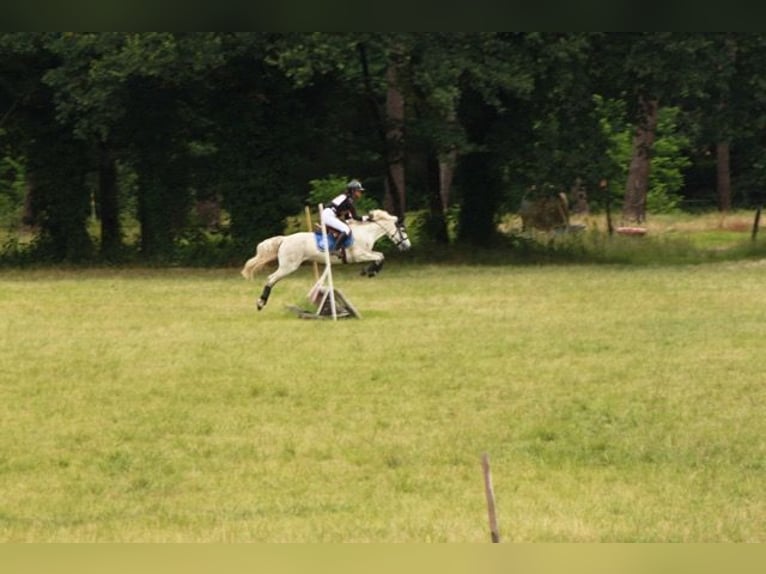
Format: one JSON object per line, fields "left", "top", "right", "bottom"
{"left": 346, "top": 179, "right": 364, "bottom": 193}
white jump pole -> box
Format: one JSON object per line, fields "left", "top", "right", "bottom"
{"left": 316, "top": 203, "right": 337, "bottom": 321}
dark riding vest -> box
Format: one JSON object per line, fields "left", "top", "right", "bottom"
{"left": 330, "top": 193, "right": 361, "bottom": 221}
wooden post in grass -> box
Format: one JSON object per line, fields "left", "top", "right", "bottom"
{"left": 602, "top": 179, "right": 614, "bottom": 236}
{"left": 481, "top": 453, "right": 501, "bottom": 543}
{"left": 752, "top": 205, "right": 762, "bottom": 241}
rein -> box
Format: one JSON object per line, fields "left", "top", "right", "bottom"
{"left": 372, "top": 219, "right": 408, "bottom": 249}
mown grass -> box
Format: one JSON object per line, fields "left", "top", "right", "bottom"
{"left": 1, "top": 258, "right": 765, "bottom": 542}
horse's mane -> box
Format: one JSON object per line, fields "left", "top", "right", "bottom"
{"left": 346, "top": 209, "right": 396, "bottom": 229}
{"left": 367, "top": 209, "right": 397, "bottom": 222}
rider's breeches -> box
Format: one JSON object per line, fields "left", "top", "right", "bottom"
{"left": 321, "top": 208, "right": 350, "bottom": 235}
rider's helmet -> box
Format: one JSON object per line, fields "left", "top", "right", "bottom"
{"left": 346, "top": 179, "right": 365, "bottom": 194}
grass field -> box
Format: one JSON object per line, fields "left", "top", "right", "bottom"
{"left": 1, "top": 257, "right": 765, "bottom": 542}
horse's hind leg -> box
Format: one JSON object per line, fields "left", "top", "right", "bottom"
{"left": 257, "top": 275, "right": 281, "bottom": 310}
{"left": 256, "top": 284, "right": 272, "bottom": 310}
{"left": 256, "top": 261, "right": 301, "bottom": 310}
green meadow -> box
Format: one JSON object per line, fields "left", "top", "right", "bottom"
{"left": 1, "top": 257, "right": 765, "bottom": 541}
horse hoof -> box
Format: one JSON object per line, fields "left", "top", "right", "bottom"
{"left": 256, "top": 299, "right": 265, "bottom": 310}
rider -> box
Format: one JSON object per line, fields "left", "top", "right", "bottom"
{"left": 321, "top": 179, "right": 369, "bottom": 263}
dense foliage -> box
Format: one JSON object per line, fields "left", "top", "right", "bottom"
{"left": 2, "top": 33, "right": 766, "bottom": 263}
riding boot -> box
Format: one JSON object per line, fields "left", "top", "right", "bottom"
{"left": 334, "top": 233, "right": 348, "bottom": 263}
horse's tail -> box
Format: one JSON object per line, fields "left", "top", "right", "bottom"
{"left": 241, "top": 235, "right": 285, "bottom": 280}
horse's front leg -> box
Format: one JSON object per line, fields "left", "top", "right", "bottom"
{"left": 356, "top": 250, "right": 384, "bottom": 277}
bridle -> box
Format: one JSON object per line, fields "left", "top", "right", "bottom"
{"left": 374, "top": 219, "right": 410, "bottom": 250}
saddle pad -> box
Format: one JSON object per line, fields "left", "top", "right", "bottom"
{"left": 314, "top": 232, "right": 354, "bottom": 252}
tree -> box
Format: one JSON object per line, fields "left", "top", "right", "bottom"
{"left": 406, "top": 33, "right": 478, "bottom": 242}
{"left": 268, "top": 33, "right": 419, "bottom": 222}
{"left": 686, "top": 33, "right": 766, "bottom": 211}
{"left": 454, "top": 33, "right": 604, "bottom": 243}
{"left": 592, "top": 33, "right": 715, "bottom": 222}
{"left": 6, "top": 32, "right": 766, "bottom": 265}
{"left": 42, "top": 32, "right": 228, "bottom": 258}
{"left": 0, "top": 33, "right": 94, "bottom": 260}
{"left": 205, "top": 33, "right": 323, "bottom": 246}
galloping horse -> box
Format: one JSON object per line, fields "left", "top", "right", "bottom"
{"left": 241, "top": 209, "right": 411, "bottom": 310}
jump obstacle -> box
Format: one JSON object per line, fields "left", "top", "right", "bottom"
{"left": 286, "top": 204, "right": 361, "bottom": 320}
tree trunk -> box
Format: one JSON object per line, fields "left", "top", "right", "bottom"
{"left": 357, "top": 42, "right": 406, "bottom": 221}
{"left": 439, "top": 148, "right": 457, "bottom": 213}
{"left": 716, "top": 141, "right": 732, "bottom": 212}
{"left": 137, "top": 176, "right": 174, "bottom": 259}
{"left": 22, "top": 180, "right": 36, "bottom": 229}
{"left": 456, "top": 151, "right": 502, "bottom": 246}
{"left": 98, "top": 140, "right": 122, "bottom": 258}
{"left": 623, "top": 98, "right": 659, "bottom": 223}
{"left": 424, "top": 113, "right": 458, "bottom": 243}
{"left": 26, "top": 125, "right": 93, "bottom": 261}
{"left": 424, "top": 152, "right": 449, "bottom": 243}
{"left": 384, "top": 58, "right": 406, "bottom": 221}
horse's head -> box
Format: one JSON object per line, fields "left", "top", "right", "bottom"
{"left": 368, "top": 209, "right": 411, "bottom": 251}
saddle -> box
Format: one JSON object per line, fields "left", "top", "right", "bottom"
{"left": 313, "top": 230, "right": 354, "bottom": 252}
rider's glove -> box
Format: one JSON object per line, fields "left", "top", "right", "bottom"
{"left": 361, "top": 215, "right": 370, "bottom": 222}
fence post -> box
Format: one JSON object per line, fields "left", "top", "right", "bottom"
{"left": 752, "top": 205, "right": 762, "bottom": 241}
{"left": 481, "top": 453, "right": 501, "bottom": 543}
